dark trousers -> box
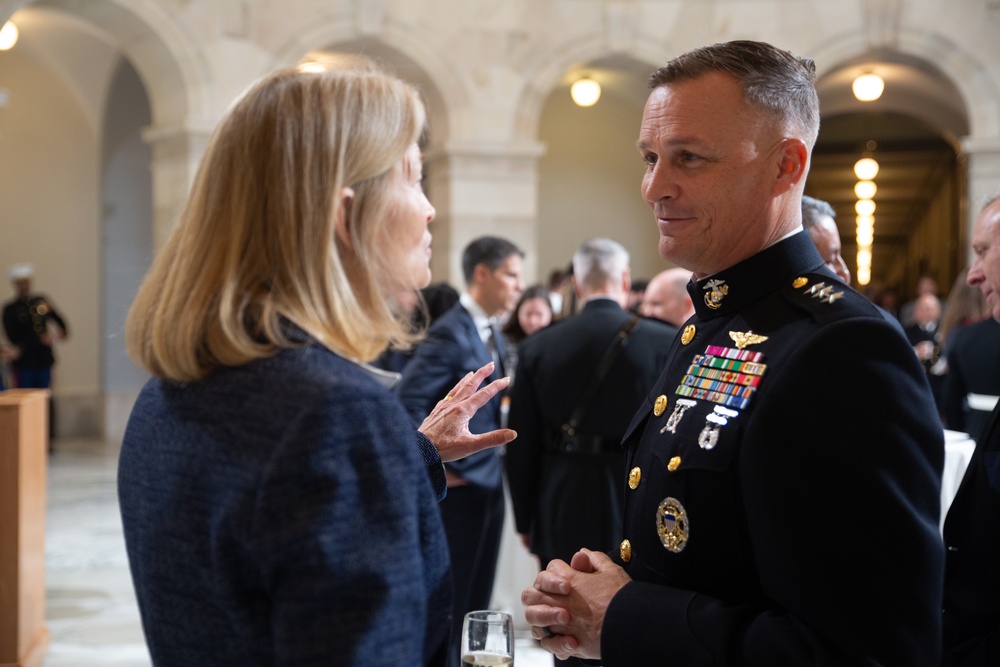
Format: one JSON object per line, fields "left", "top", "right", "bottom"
{"left": 439, "top": 483, "right": 505, "bottom": 667}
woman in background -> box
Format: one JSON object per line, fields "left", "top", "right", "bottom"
{"left": 119, "top": 63, "right": 512, "bottom": 666}
{"left": 502, "top": 284, "right": 554, "bottom": 383}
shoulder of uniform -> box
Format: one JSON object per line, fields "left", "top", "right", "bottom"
{"left": 780, "top": 274, "right": 884, "bottom": 324}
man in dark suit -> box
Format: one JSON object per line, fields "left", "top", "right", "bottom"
{"left": 942, "top": 194, "right": 1000, "bottom": 666}
{"left": 905, "top": 292, "right": 947, "bottom": 414}
{"left": 522, "top": 40, "right": 944, "bottom": 665}
{"left": 506, "top": 237, "right": 676, "bottom": 667}
{"left": 396, "top": 235, "right": 524, "bottom": 667}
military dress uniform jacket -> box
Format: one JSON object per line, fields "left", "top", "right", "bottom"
{"left": 942, "top": 400, "right": 1000, "bottom": 666}
{"left": 601, "top": 232, "right": 945, "bottom": 666}
{"left": 943, "top": 317, "right": 1000, "bottom": 440}
{"left": 506, "top": 298, "right": 677, "bottom": 563}
{"left": 2, "top": 294, "right": 68, "bottom": 369}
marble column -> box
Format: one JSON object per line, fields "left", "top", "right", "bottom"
{"left": 425, "top": 140, "right": 547, "bottom": 285}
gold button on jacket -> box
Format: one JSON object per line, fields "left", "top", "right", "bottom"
{"left": 619, "top": 539, "right": 632, "bottom": 563}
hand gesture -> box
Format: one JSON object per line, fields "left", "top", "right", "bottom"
{"left": 418, "top": 362, "right": 516, "bottom": 462}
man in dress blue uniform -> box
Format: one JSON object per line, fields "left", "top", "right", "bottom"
{"left": 506, "top": 238, "right": 677, "bottom": 667}
{"left": 2, "top": 262, "right": 69, "bottom": 390}
{"left": 942, "top": 194, "right": 1000, "bottom": 666}
{"left": 397, "top": 235, "right": 524, "bottom": 667}
{"left": 522, "top": 40, "right": 944, "bottom": 665}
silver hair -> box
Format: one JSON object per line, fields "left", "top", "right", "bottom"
{"left": 801, "top": 195, "right": 836, "bottom": 230}
{"left": 572, "top": 238, "right": 630, "bottom": 290}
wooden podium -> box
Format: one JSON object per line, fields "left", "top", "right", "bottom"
{"left": 0, "top": 390, "right": 50, "bottom": 667}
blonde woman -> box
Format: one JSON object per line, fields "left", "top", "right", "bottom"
{"left": 118, "top": 64, "right": 513, "bottom": 666}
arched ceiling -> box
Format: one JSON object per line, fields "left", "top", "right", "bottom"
{"left": 808, "top": 51, "right": 969, "bottom": 288}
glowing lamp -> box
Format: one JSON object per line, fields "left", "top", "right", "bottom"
{"left": 852, "top": 73, "right": 885, "bottom": 102}
{"left": 571, "top": 78, "right": 601, "bottom": 107}
{"left": 0, "top": 21, "right": 17, "bottom": 51}
{"left": 855, "top": 199, "right": 876, "bottom": 217}
{"left": 854, "top": 158, "right": 880, "bottom": 180}
{"left": 854, "top": 180, "right": 877, "bottom": 200}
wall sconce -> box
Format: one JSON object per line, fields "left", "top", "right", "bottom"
{"left": 0, "top": 21, "right": 18, "bottom": 51}
{"left": 852, "top": 73, "right": 884, "bottom": 102}
{"left": 854, "top": 157, "right": 879, "bottom": 180}
{"left": 570, "top": 77, "right": 601, "bottom": 107}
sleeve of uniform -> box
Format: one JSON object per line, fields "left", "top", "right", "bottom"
{"left": 601, "top": 317, "right": 945, "bottom": 665}
{"left": 42, "top": 295, "right": 69, "bottom": 334}
{"left": 505, "top": 341, "right": 545, "bottom": 538}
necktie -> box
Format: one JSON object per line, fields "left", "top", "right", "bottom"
{"left": 485, "top": 324, "right": 505, "bottom": 377}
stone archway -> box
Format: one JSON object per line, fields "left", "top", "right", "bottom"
{"left": 807, "top": 29, "right": 999, "bottom": 297}
{"left": 0, "top": 0, "right": 212, "bottom": 438}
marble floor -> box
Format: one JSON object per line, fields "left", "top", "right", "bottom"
{"left": 40, "top": 437, "right": 552, "bottom": 667}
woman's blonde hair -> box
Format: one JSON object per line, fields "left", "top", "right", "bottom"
{"left": 126, "top": 62, "right": 427, "bottom": 382}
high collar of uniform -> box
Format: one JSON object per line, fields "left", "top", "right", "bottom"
{"left": 580, "top": 296, "right": 624, "bottom": 313}
{"left": 687, "top": 231, "right": 825, "bottom": 320}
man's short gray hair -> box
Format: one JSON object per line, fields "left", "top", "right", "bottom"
{"left": 572, "top": 238, "right": 629, "bottom": 290}
{"left": 801, "top": 195, "right": 836, "bottom": 230}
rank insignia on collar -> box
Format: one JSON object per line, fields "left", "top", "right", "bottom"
{"left": 703, "top": 279, "right": 728, "bottom": 310}
{"left": 729, "top": 330, "right": 768, "bottom": 350}
{"left": 806, "top": 281, "right": 845, "bottom": 305}
{"left": 657, "top": 497, "right": 689, "bottom": 553}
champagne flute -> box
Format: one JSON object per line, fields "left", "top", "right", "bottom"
{"left": 461, "top": 610, "right": 514, "bottom": 666}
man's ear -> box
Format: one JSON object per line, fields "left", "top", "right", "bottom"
{"left": 333, "top": 186, "right": 355, "bottom": 248}
{"left": 773, "top": 138, "right": 809, "bottom": 195}
{"left": 472, "top": 263, "right": 490, "bottom": 285}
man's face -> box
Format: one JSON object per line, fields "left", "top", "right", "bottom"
{"left": 967, "top": 200, "right": 1000, "bottom": 321}
{"left": 479, "top": 254, "right": 524, "bottom": 318}
{"left": 638, "top": 72, "right": 791, "bottom": 278}
{"left": 13, "top": 278, "right": 30, "bottom": 298}
{"left": 807, "top": 216, "right": 851, "bottom": 285}
{"left": 639, "top": 279, "right": 671, "bottom": 322}
{"left": 913, "top": 295, "right": 941, "bottom": 326}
